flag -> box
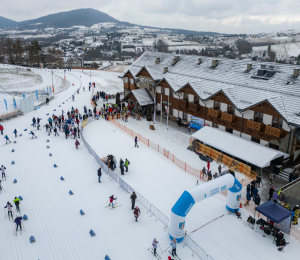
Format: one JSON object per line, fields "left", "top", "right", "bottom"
{"left": 4, "top": 99, "right": 7, "bottom": 110}
{"left": 23, "top": 94, "right": 25, "bottom": 98}
{"left": 35, "top": 90, "right": 38, "bottom": 100}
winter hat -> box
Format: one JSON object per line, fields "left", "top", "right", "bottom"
{"left": 168, "top": 257, "right": 172, "bottom": 260}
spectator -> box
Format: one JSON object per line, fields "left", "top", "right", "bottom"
{"left": 254, "top": 194, "right": 261, "bottom": 207}
{"left": 272, "top": 191, "right": 279, "bottom": 203}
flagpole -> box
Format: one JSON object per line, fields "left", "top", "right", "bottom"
{"left": 160, "top": 93, "right": 162, "bottom": 125}
{"left": 153, "top": 88, "right": 156, "bottom": 124}
{"left": 167, "top": 94, "right": 169, "bottom": 130}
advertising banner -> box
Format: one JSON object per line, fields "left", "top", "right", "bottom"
{"left": 190, "top": 116, "right": 203, "bottom": 130}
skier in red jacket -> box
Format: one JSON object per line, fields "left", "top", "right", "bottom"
{"left": 109, "top": 195, "right": 117, "bottom": 208}
{"left": 75, "top": 139, "right": 80, "bottom": 149}
{"left": 133, "top": 206, "right": 140, "bottom": 222}
{"left": 0, "top": 124, "right": 3, "bottom": 135}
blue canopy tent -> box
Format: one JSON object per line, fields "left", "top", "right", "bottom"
{"left": 255, "top": 200, "right": 292, "bottom": 238}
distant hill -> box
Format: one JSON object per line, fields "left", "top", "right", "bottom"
{"left": 19, "top": 8, "right": 121, "bottom": 29}
{"left": 0, "top": 16, "right": 18, "bottom": 28}
{"left": 0, "top": 8, "right": 220, "bottom": 35}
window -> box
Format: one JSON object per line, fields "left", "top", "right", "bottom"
{"left": 227, "top": 104, "right": 235, "bottom": 115}
{"left": 251, "top": 136, "right": 260, "bottom": 144}
{"left": 194, "top": 96, "right": 199, "bottom": 104}
{"left": 254, "top": 112, "right": 263, "bottom": 123}
{"left": 149, "top": 84, "right": 152, "bottom": 92}
{"left": 225, "top": 127, "right": 233, "bottom": 134}
{"left": 269, "top": 143, "right": 279, "bottom": 150}
{"left": 183, "top": 112, "right": 188, "bottom": 120}
{"left": 183, "top": 93, "right": 187, "bottom": 100}
{"left": 212, "top": 122, "right": 219, "bottom": 128}
{"left": 123, "top": 77, "right": 128, "bottom": 83}
{"left": 272, "top": 117, "right": 283, "bottom": 129}
{"left": 214, "top": 101, "right": 221, "bottom": 110}
{"left": 130, "top": 78, "right": 134, "bottom": 85}
{"left": 161, "top": 87, "right": 165, "bottom": 95}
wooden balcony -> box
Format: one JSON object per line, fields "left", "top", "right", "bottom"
{"left": 189, "top": 103, "right": 200, "bottom": 113}
{"left": 265, "top": 125, "right": 283, "bottom": 138}
{"left": 179, "top": 99, "right": 188, "bottom": 109}
{"left": 247, "top": 120, "right": 265, "bottom": 132}
{"left": 207, "top": 108, "right": 221, "bottom": 118}
{"left": 221, "top": 112, "right": 236, "bottom": 123}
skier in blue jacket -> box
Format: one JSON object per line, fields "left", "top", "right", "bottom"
{"left": 13, "top": 129, "right": 17, "bottom": 138}
{"left": 29, "top": 131, "right": 37, "bottom": 139}
{"left": 4, "top": 135, "right": 11, "bottom": 144}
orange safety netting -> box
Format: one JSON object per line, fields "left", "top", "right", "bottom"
{"left": 174, "top": 156, "right": 186, "bottom": 171}
{"left": 186, "top": 164, "right": 201, "bottom": 179}
{"left": 149, "top": 141, "right": 158, "bottom": 152}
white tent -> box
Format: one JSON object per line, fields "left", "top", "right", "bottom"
{"left": 192, "top": 127, "right": 289, "bottom": 168}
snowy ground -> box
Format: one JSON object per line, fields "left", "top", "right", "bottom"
{"left": 252, "top": 42, "right": 300, "bottom": 59}
{"left": 0, "top": 67, "right": 299, "bottom": 259}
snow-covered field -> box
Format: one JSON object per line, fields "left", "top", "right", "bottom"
{"left": 0, "top": 68, "right": 299, "bottom": 259}
{"left": 252, "top": 42, "right": 300, "bottom": 59}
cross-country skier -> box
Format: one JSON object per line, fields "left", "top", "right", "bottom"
{"left": 135, "top": 136, "right": 139, "bottom": 147}
{"left": 29, "top": 131, "right": 37, "bottom": 139}
{"left": 4, "top": 135, "right": 11, "bottom": 144}
{"left": 36, "top": 123, "right": 40, "bottom": 130}
{"left": 72, "top": 95, "right": 75, "bottom": 101}
{"left": 13, "top": 197, "right": 20, "bottom": 213}
{"left": 97, "top": 167, "right": 102, "bottom": 183}
{"left": 0, "top": 124, "right": 3, "bottom": 135}
{"left": 44, "top": 124, "right": 49, "bottom": 132}
{"left": 152, "top": 238, "right": 159, "bottom": 256}
{"left": 13, "top": 129, "right": 17, "bottom": 138}
{"left": 108, "top": 195, "right": 117, "bottom": 208}
{"left": 54, "top": 127, "right": 59, "bottom": 137}
{"left": 170, "top": 238, "right": 177, "bottom": 257}
{"left": 131, "top": 191, "right": 137, "bottom": 210}
{"left": 14, "top": 215, "right": 23, "bottom": 234}
{"left": 120, "top": 159, "right": 124, "bottom": 175}
{"left": 125, "top": 159, "right": 130, "bottom": 172}
{"left": 32, "top": 117, "right": 36, "bottom": 127}
{"left": 75, "top": 139, "right": 80, "bottom": 149}
{"left": 1, "top": 165, "right": 6, "bottom": 180}
{"left": 4, "top": 202, "right": 13, "bottom": 220}
{"left": 133, "top": 206, "right": 140, "bottom": 222}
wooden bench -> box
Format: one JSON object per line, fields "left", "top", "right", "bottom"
{"left": 0, "top": 110, "right": 23, "bottom": 122}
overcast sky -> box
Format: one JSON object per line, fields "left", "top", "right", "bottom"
{"left": 2, "top": 0, "right": 300, "bottom": 34}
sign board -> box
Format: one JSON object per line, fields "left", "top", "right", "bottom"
{"left": 190, "top": 116, "right": 203, "bottom": 130}
{"left": 163, "top": 101, "right": 171, "bottom": 105}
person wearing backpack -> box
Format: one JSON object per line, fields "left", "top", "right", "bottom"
{"left": 125, "top": 159, "right": 130, "bottom": 172}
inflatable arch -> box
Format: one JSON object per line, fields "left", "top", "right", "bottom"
{"left": 169, "top": 174, "right": 242, "bottom": 242}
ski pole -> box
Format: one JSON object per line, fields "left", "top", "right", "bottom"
{"left": 159, "top": 244, "right": 163, "bottom": 253}
{"left": 164, "top": 245, "right": 171, "bottom": 252}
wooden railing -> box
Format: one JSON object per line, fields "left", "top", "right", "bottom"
{"left": 221, "top": 112, "right": 236, "bottom": 123}
{"left": 179, "top": 99, "right": 188, "bottom": 109}
{"left": 189, "top": 103, "right": 200, "bottom": 112}
{"left": 207, "top": 108, "right": 221, "bottom": 118}
{"left": 247, "top": 120, "right": 265, "bottom": 131}
{"left": 265, "top": 125, "right": 283, "bottom": 138}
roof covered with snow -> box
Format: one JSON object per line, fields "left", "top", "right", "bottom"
{"left": 122, "top": 51, "right": 300, "bottom": 127}
{"left": 126, "top": 88, "right": 154, "bottom": 106}
{"left": 192, "top": 126, "right": 289, "bottom": 168}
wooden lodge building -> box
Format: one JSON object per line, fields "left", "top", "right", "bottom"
{"left": 121, "top": 51, "right": 300, "bottom": 163}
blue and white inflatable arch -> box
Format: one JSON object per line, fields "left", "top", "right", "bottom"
{"left": 170, "top": 174, "right": 242, "bottom": 242}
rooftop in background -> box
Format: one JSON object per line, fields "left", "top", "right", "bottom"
{"left": 122, "top": 51, "right": 300, "bottom": 127}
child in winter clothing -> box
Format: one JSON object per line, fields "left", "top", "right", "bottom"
{"left": 109, "top": 195, "right": 117, "bottom": 208}
{"left": 133, "top": 206, "right": 140, "bottom": 222}
{"left": 125, "top": 159, "right": 130, "bottom": 172}
{"left": 152, "top": 238, "right": 159, "bottom": 256}
{"left": 75, "top": 139, "right": 80, "bottom": 149}
{"left": 170, "top": 238, "right": 177, "bottom": 256}
{"left": 244, "top": 191, "right": 251, "bottom": 206}
{"left": 4, "top": 202, "right": 13, "bottom": 219}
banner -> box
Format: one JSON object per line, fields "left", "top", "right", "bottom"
{"left": 4, "top": 99, "right": 7, "bottom": 110}
{"left": 276, "top": 215, "right": 292, "bottom": 235}
{"left": 190, "top": 116, "right": 203, "bottom": 130}
{"left": 35, "top": 90, "right": 38, "bottom": 100}
{"left": 23, "top": 94, "right": 25, "bottom": 98}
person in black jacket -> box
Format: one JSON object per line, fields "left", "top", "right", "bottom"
{"left": 254, "top": 194, "right": 261, "bottom": 207}
{"left": 98, "top": 167, "right": 102, "bottom": 183}
{"left": 120, "top": 159, "right": 124, "bottom": 175}
{"left": 130, "top": 192, "right": 137, "bottom": 210}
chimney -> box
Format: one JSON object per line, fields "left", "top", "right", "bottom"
{"left": 163, "top": 67, "right": 168, "bottom": 74}
{"left": 172, "top": 56, "right": 180, "bottom": 65}
{"left": 198, "top": 58, "right": 202, "bottom": 65}
{"left": 293, "top": 69, "right": 299, "bottom": 77}
{"left": 155, "top": 58, "right": 160, "bottom": 64}
{"left": 247, "top": 63, "right": 252, "bottom": 71}
{"left": 212, "top": 60, "right": 218, "bottom": 68}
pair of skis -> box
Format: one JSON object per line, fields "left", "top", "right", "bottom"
{"left": 168, "top": 251, "right": 181, "bottom": 260}
{"left": 150, "top": 249, "right": 161, "bottom": 259}
{"left": 104, "top": 203, "right": 122, "bottom": 210}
